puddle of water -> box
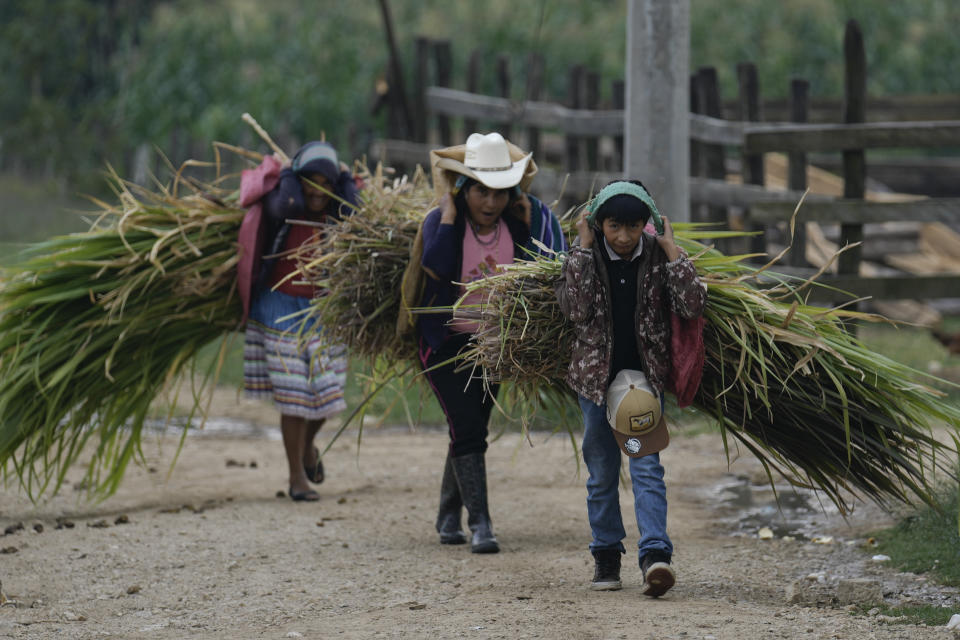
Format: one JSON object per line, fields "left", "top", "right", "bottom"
{"left": 706, "top": 473, "right": 843, "bottom": 541}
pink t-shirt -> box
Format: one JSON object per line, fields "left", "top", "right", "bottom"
{"left": 450, "top": 218, "right": 514, "bottom": 334}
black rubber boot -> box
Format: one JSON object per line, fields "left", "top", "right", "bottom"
{"left": 451, "top": 452, "right": 499, "bottom": 554}
{"left": 436, "top": 453, "right": 467, "bottom": 545}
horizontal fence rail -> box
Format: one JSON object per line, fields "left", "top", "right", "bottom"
{"left": 426, "top": 87, "right": 960, "bottom": 152}
{"left": 775, "top": 273, "right": 960, "bottom": 303}
{"left": 426, "top": 87, "right": 623, "bottom": 136}
{"left": 743, "top": 120, "right": 960, "bottom": 153}
{"left": 689, "top": 178, "right": 824, "bottom": 208}
{"left": 727, "top": 94, "right": 960, "bottom": 123}
{"left": 750, "top": 198, "right": 960, "bottom": 224}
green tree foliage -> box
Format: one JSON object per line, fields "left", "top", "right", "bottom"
{"left": 690, "top": 0, "right": 960, "bottom": 98}
{"left": 116, "top": 2, "right": 382, "bottom": 160}
{"left": 2, "top": 0, "right": 959, "bottom": 192}
{"left": 0, "top": 0, "right": 160, "bottom": 189}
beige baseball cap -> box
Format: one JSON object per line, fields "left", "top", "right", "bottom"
{"left": 605, "top": 369, "right": 668, "bottom": 458}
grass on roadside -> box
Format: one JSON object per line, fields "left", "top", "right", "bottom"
{"left": 852, "top": 603, "right": 955, "bottom": 626}
{"left": 0, "top": 174, "right": 89, "bottom": 243}
{"left": 867, "top": 471, "right": 960, "bottom": 588}
{"left": 852, "top": 464, "right": 960, "bottom": 627}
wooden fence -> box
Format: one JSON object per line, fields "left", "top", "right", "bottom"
{"left": 370, "top": 20, "right": 960, "bottom": 304}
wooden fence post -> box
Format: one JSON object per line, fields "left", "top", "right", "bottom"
{"left": 689, "top": 73, "right": 702, "bottom": 220}
{"left": 376, "top": 0, "right": 413, "bottom": 139}
{"left": 585, "top": 70, "right": 600, "bottom": 170}
{"left": 566, "top": 64, "right": 584, "bottom": 171}
{"left": 695, "top": 67, "right": 727, "bottom": 229}
{"left": 464, "top": 49, "right": 481, "bottom": 136}
{"left": 612, "top": 80, "right": 625, "bottom": 171}
{"left": 525, "top": 53, "right": 545, "bottom": 159}
{"left": 839, "top": 20, "right": 866, "bottom": 277}
{"left": 738, "top": 62, "right": 766, "bottom": 255}
{"left": 738, "top": 63, "right": 764, "bottom": 186}
{"left": 412, "top": 37, "right": 430, "bottom": 144}
{"left": 787, "top": 78, "right": 810, "bottom": 267}
{"left": 625, "top": 0, "right": 690, "bottom": 220}
{"left": 434, "top": 40, "right": 453, "bottom": 145}
{"left": 496, "top": 55, "right": 512, "bottom": 141}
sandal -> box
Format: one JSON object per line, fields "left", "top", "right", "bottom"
{"left": 289, "top": 487, "right": 321, "bottom": 502}
{"left": 304, "top": 446, "right": 325, "bottom": 484}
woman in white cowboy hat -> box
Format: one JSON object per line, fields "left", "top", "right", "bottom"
{"left": 416, "top": 132, "right": 566, "bottom": 553}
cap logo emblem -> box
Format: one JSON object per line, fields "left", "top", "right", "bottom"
{"left": 629, "top": 412, "right": 655, "bottom": 433}
{"left": 625, "top": 438, "right": 643, "bottom": 454}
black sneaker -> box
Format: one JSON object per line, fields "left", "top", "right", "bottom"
{"left": 590, "top": 549, "right": 622, "bottom": 591}
{"left": 640, "top": 551, "right": 675, "bottom": 597}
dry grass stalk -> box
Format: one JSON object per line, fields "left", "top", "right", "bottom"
{"left": 292, "top": 164, "right": 436, "bottom": 364}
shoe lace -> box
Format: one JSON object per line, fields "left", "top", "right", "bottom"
{"left": 594, "top": 551, "right": 620, "bottom": 578}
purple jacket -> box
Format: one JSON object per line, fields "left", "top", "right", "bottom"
{"left": 417, "top": 206, "right": 532, "bottom": 350}
{"left": 237, "top": 156, "right": 360, "bottom": 322}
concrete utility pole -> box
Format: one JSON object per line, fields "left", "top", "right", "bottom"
{"left": 625, "top": 0, "right": 690, "bottom": 221}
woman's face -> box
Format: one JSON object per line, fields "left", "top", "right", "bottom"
{"left": 301, "top": 172, "right": 332, "bottom": 213}
{"left": 463, "top": 183, "right": 510, "bottom": 230}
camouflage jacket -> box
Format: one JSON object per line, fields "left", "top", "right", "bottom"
{"left": 556, "top": 233, "right": 706, "bottom": 405}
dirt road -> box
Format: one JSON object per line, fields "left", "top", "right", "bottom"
{"left": 0, "top": 414, "right": 955, "bottom": 639}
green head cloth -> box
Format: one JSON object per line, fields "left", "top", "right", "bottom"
{"left": 586, "top": 181, "right": 664, "bottom": 234}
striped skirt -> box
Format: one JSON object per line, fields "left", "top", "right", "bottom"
{"left": 243, "top": 289, "right": 347, "bottom": 420}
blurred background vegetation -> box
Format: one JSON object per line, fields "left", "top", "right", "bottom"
{"left": 2, "top": 0, "right": 960, "bottom": 204}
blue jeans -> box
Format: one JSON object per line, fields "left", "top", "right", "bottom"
{"left": 579, "top": 395, "right": 672, "bottom": 562}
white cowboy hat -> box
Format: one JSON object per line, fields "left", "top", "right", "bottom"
{"left": 431, "top": 132, "right": 536, "bottom": 196}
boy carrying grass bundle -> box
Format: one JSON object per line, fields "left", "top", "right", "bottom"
{"left": 557, "top": 180, "right": 706, "bottom": 596}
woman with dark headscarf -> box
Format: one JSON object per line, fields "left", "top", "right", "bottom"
{"left": 237, "top": 141, "right": 360, "bottom": 502}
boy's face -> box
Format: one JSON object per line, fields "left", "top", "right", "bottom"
{"left": 601, "top": 218, "right": 644, "bottom": 260}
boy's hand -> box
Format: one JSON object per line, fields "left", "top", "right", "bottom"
{"left": 656, "top": 215, "right": 680, "bottom": 261}
{"left": 575, "top": 209, "right": 594, "bottom": 249}
{"left": 439, "top": 193, "right": 457, "bottom": 225}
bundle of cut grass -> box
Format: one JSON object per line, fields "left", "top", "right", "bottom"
{"left": 455, "top": 254, "right": 576, "bottom": 393}
{"left": 0, "top": 169, "right": 245, "bottom": 499}
{"left": 0, "top": 142, "right": 432, "bottom": 498}
{"left": 458, "top": 225, "right": 960, "bottom": 512}
{"left": 293, "top": 165, "right": 435, "bottom": 364}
